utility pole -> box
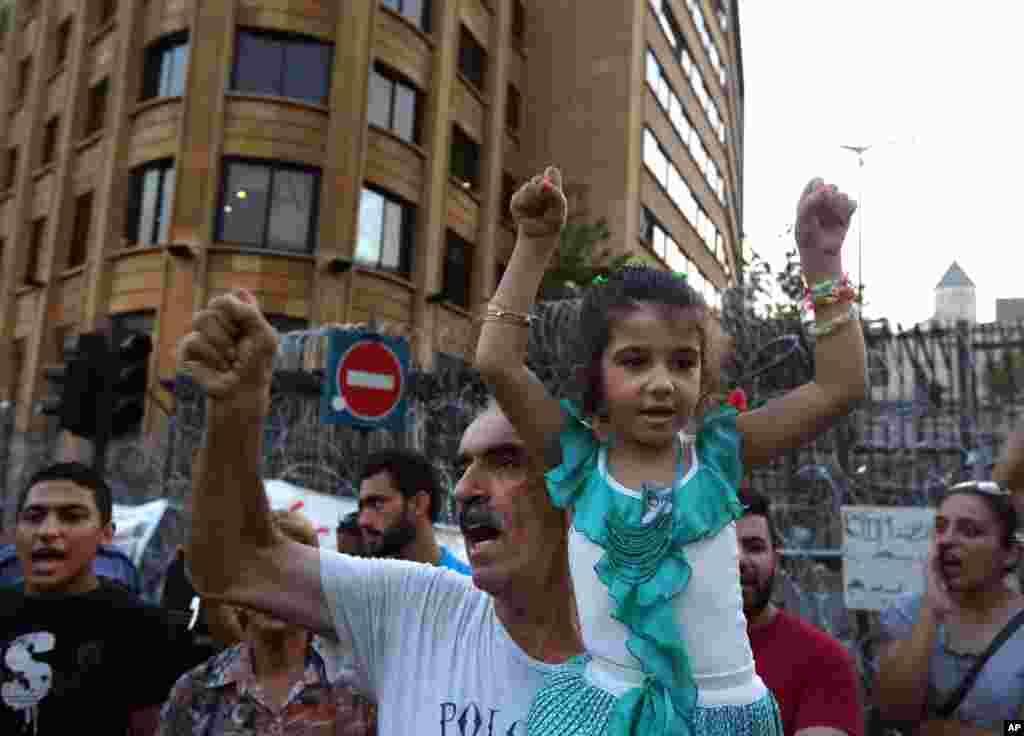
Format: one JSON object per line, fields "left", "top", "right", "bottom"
{"left": 840, "top": 144, "right": 871, "bottom": 305}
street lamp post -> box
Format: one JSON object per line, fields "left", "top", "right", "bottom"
{"left": 840, "top": 144, "right": 871, "bottom": 305}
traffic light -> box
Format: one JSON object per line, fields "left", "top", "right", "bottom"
{"left": 39, "top": 332, "right": 107, "bottom": 438}
{"left": 109, "top": 331, "right": 152, "bottom": 438}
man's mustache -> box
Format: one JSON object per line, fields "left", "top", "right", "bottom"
{"left": 457, "top": 497, "right": 506, "bottom": 532}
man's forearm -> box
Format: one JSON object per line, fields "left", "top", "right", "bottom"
{"left": 188, "top": 397, "right": 276, "bottom": 595}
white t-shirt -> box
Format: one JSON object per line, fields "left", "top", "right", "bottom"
{"left": 319, "top": 550, "right": 560, "bottom": 736}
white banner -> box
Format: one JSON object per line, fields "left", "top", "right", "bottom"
{"left": 111, "top": 499, "right": 170, "bottom": 567}
{"left": 841, "top": 505, "right": 935, "bottom": 611}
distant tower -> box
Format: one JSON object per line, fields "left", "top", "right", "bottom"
{"left": 934, "top": 261, "right": 976, "bottom": 323}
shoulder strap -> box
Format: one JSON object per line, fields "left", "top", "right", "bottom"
{"left": 936, "top": 605, "right": 1024, "bottom": 718}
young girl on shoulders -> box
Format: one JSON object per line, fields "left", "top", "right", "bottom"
{"left": 474, "top": 167, "right": 866, "bottom": 736}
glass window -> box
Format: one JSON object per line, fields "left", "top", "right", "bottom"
{"left": 4, "top": 147, "right": 18, "bottom": 190}
{"left": 458, "top": 26, "right": 487, "bottom": 92}
{"left": 141, "top": 35, "right": 189, "bottom": 100}
{"left": 218, "top": 160, "right": 320, "bottom": 252}
{"left": 643, "top": 129, "right": 668, "bottom": 185}
{"left": 443, "top": 230, "right": 473, "bottom": 308}
{"left": 67, "top": 192, "right": 93, "bottom": 269}
{"left": 16, "top": 57, "right": 32, "bottom": 103}
{"left": 283, "top": 41, "right": 332, "bottom": 106}
{"left": 267, "top": 169, "right": 316, "bottom": 251}
{"left": 41, "top": 117, "right": 59, "bottom": 166}
{"left": 25, "top": 219, "right": 46, "bottom": 283}
{"left": 356, "top": 187, "right": 415, "bottom": 276}
{"left": 511, "top": 1, "right": 525, "bottom": 43}
{"left": 646, "top": 50, "right": 659, "bottom": 87}
{"left": 506, "top": 84, "right": 521, "bottom": 133}
{"left": 233, "top": 32, "right": 283, "bottom": 97}
{"left": 383, "top": 0, "right": 431, "bottom": 33}
{"left": 266, "top": 314, "right": 309, "bottom": 334}
{"left": 639, "top": 207, "right": 655, "bottom": 242}
{"left": 450, "top": 126, "right": 480, "bottom": 188}
{"left": 84, "top": 79, "right": 109, "bottom": 137}
{"left": 669, "top": 96, "right": 690, "bottom": 144}
{"left": 125, "top": 160, "right": 176, "bottom": 246}
{"left": 55, "top": 19, "right": 71, "bottom": 68}
{"left": 367, "top": 66, "right": 420, "bottom": 143}
{"left": 232, "top": 30, "right": 332, "bottom": 105}
{"left": 652, "top": 226, "right": 666, "bottom": 260}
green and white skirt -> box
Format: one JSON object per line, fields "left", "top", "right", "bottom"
{"left": 526, "top": 655, "right": 783, "bottom": 736}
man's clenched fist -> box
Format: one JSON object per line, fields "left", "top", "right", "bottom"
{"left": 177, "top": 289, "right": 278, "bottom": 406}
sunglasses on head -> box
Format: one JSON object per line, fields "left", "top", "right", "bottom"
{"left": 945, "top": 481, "right": 1024, "bottom": 545}
{"left": 947, "top": 480, "right": 1009, "bottom": 497}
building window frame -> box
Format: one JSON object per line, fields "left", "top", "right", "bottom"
{"left": 67, "top": 191, "right": 94, "bottom": 269}
{"left": 450, "top": 125, "right": 480, "bottom": 190}
{"left": 40, "top": 117, "right": 59, "bottom": 167}
{"left": 442, "top": 229, "right": 474, "bottom": 309}
{"left": 125, "top": 159, "right": 176, "bottom": 247}
{"left": 506, "top": 83, "right": 521, "bottom": 134}
{"left": 381, "top": 0, "right": 432, "bottom": 34}
{"left": 15, "top": 57, "right": 32, "bottom": 106}
{"left": 84, "top": 78, "right": 109, "bottom": 138}
{"left": 3, "top": 147, "right": 18, "bottom": 191}
{"left": 511, "top": 1, "right": 525, "bottom": 45}
{"left": 140, "top": 33, "right": 189, "bottom": 101}
{"left": 216, "top": 158, "right": 322, "bottom": 254}
{"left": 54, "top": 18, "right": 72, "bottom": 70}
{"left": 25, "top": 218, "right": 46, "bottom": 285}
{"left": 457, "top": 25, "right": 487, "bottom": 93}
{"left": 231, "top": 28, "right": 333, "bottom": 107}
{"left": 367, "top": 64, "right": 422, "bottom": 144}
{"left": 355, "top": 186, "right": 416, "bottom": 278}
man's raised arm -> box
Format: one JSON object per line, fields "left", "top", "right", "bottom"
{"left": 178, "top": 289, "right": 332, "bottom": 636}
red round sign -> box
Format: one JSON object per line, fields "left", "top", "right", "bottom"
{"left": 336, "top": 341, "right": 404, "bottom": 420}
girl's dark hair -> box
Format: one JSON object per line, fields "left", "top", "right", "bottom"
{"left": 941, "top": 484, "right": 1020, "bottom": 548}
{"left": 577, "top": 265, "right": 727, "bottom": 418}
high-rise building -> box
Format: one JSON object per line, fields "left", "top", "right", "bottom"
{"left": 933, "top": 261, "right": 976, "bottom": 324}
{"left": 0, "top": 0, "right": 743, "bottom": 433}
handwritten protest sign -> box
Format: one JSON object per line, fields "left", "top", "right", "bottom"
{"left": 841, "top": 505, "right": 935, "bottom": 611}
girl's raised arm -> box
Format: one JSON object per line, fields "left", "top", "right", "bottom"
{"left": 474, "top": 167, "right": 569, "bottom": 471}
{"left": 737, "top": 178, "right": 868, "bottom": 470}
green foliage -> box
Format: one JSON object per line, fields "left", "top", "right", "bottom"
{"left": 538, "top": 218, "right": 631, "bottom": 300}
{"left": 986, "top": 351, "right": 1024, "bottom": 401}
{"left": 0, "top": 2, "right": 10, "bottom": 39}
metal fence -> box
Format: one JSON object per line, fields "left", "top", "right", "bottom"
{"left": 4, "top": 301, "right": 1024, "bottom": 732}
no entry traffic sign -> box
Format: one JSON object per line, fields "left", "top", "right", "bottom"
{"left": 322, "top": 330, "right": 410, "bottom": 431}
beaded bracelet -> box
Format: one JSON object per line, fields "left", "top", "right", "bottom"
{"left": 475, "top": 306, "right": 535, "bottom": 327}
{"left": 804, "top": 274, "right": 856, "bottom": 312}
{"left": 807, "top": 303, "right": 859, "bottom": 339}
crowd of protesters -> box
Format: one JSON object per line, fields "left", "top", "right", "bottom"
{"left": 2, "top": 168, "right": 1023, "bottom": 736}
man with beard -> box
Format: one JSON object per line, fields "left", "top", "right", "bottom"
{"left": 357, "top": 449, "right": 470, "bottom": 573}
{"left": 737, "top": 488, "right": 864, "bottom": 736}
{"left": 177, "top": 289, "right": 581, "bottom": 736}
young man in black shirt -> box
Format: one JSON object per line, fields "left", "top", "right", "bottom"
{"left": 0, "top": 462, "right": 190, "bottom": 735}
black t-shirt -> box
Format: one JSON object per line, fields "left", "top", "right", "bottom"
{"left": 0, "top": 584, "right": 191, "bottom": 735}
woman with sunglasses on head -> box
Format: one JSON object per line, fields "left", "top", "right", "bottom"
{"left": 875, "top": 481, "right": 1024, "bottom": 735}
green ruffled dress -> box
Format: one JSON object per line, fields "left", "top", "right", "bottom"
{"left": 525, "top": 402, "right": 782, "bottom": 736}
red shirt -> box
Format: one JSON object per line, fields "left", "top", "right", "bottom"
{"left": 748, "top": 608, "right": 865, "bottom": 736}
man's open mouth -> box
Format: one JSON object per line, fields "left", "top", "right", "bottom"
{"left": 462, "top": 523, "right": 501, "bottom": 547}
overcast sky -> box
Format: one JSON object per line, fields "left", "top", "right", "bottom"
{"left": 738, "top": 1, "right": 1023, "bottom": 327}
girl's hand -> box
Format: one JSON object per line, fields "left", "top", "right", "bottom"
{"left": 511, "top": 166, "right": 567, "bottom": 240}
{"left": 924, "top": 545, "right": 956, "bottom": 622}
{"left": 794, "top": 177, "right": 857, "bottom": 283}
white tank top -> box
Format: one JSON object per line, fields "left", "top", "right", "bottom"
{"left": 567, "top": 446, "right": 767, "bottom": 708}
